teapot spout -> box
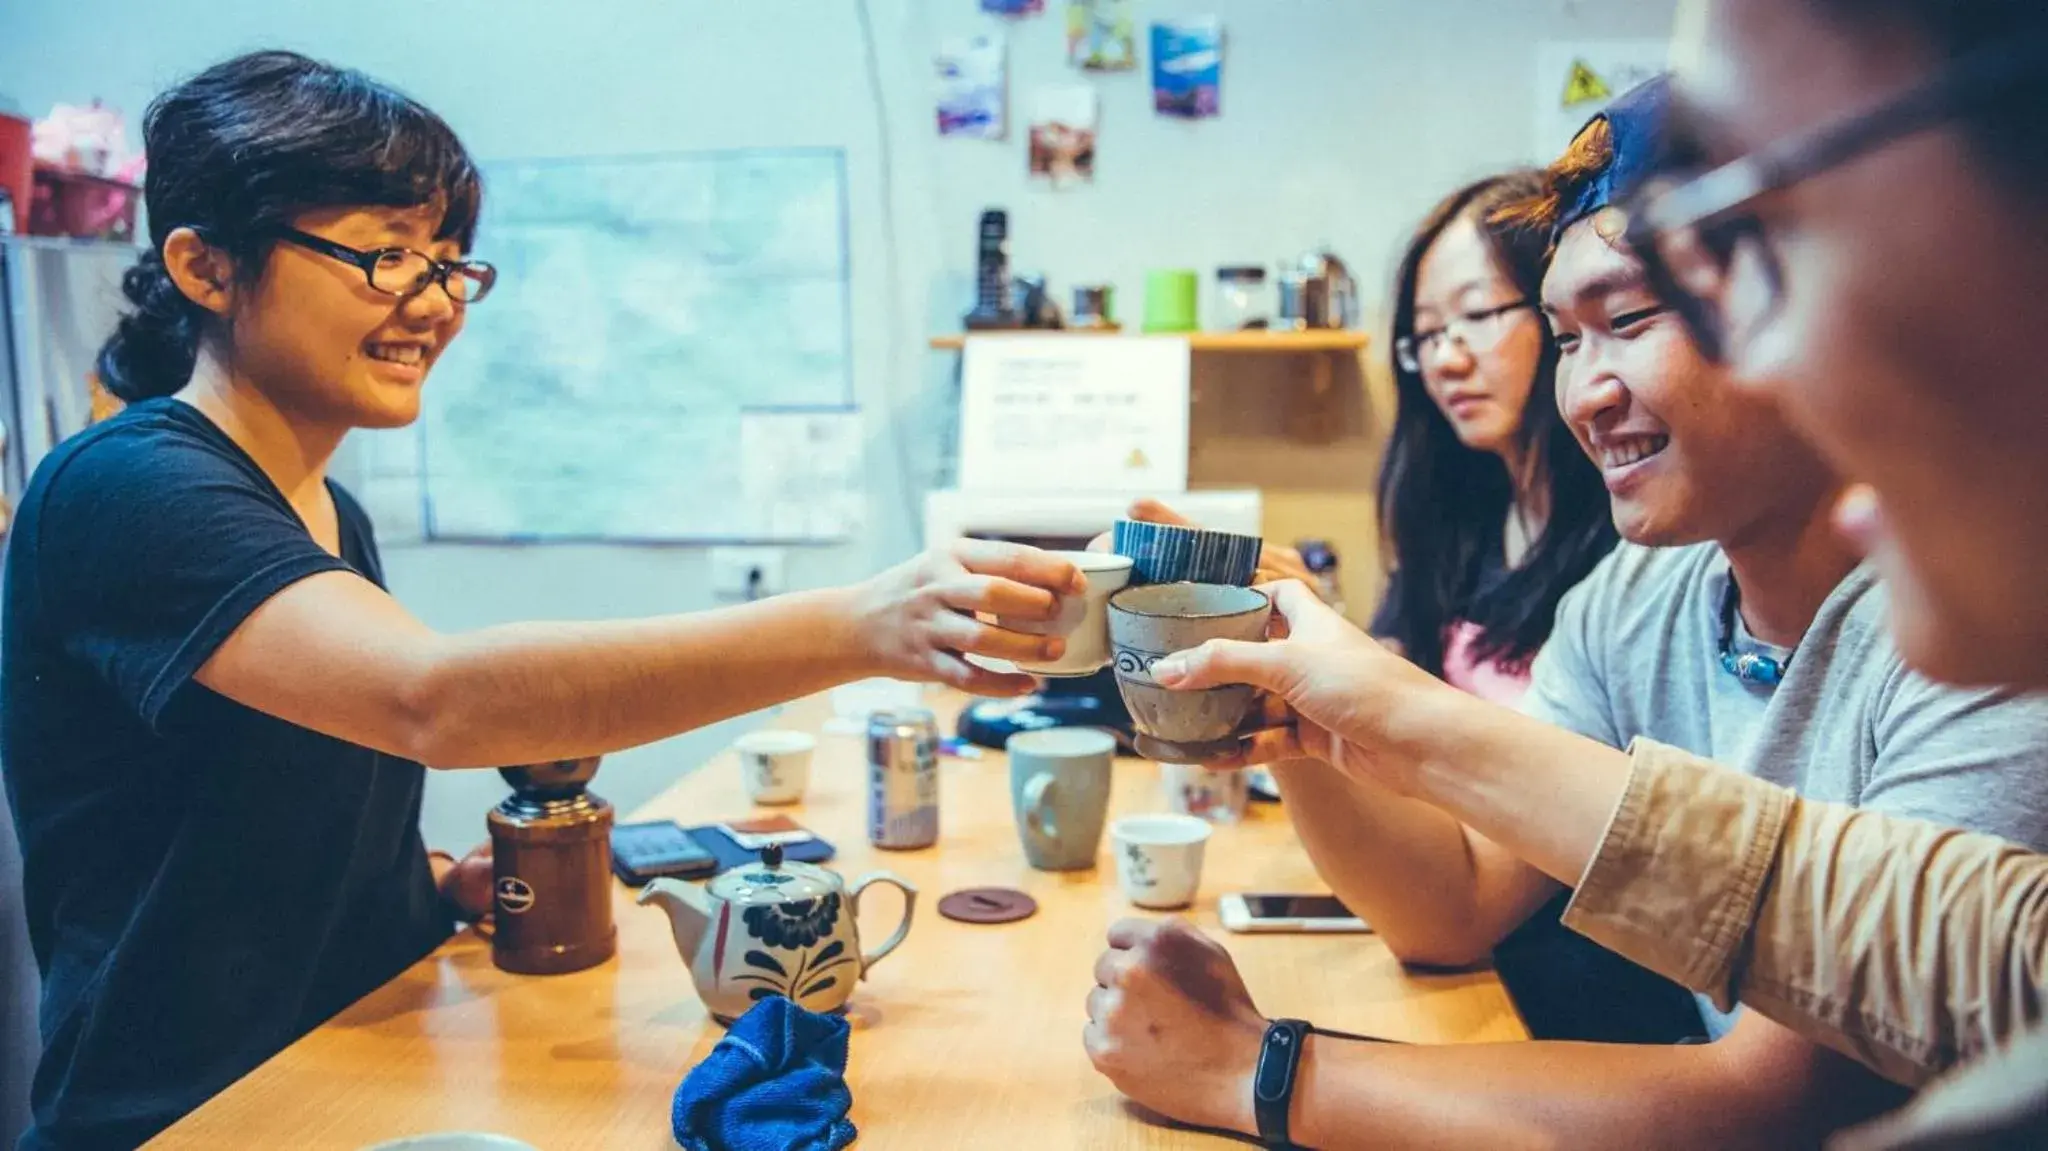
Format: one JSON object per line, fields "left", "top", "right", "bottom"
{"left": 637, "top": 878, "right": 714, "bottom": 958}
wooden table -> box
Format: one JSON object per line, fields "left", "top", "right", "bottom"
{"left": 150, "top": 694, "right": 1523, "bottom": 1149}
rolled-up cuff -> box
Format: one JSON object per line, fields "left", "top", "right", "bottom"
{"left": 1561, "top": 738, "right": 1796, "bottom": 1008}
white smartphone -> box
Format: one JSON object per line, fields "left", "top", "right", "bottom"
{"left": 1219, "top": 893, "right": 1372, "bottom": 934}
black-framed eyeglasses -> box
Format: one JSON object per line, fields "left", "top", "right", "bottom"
{"left": 1621, "top": 26, "right": 2048, "bottom": 364}
{"left": 1394, "top": 301, "right": 1535, "bottom": 373}
{"left": 274, "top": 226, "right": 497, "bottom": 304}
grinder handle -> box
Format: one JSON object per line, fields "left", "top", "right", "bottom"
{"left": 848, "top": 871, "right": 918, "bottom": 979}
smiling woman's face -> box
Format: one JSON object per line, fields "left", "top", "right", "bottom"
{"left": 228, "top": 203, "right": 470, "bottom": 430}
{"left": 1408, "top": 215, "right": 1544, "bottom": 458}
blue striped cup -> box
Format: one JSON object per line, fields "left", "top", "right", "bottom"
{"left": 1111, "top": 519, "right": 1264, "bottom": 587}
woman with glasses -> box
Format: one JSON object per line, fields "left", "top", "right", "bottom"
{"left": 0, "top": 52, "right": 1080, "bottom": 1150}
{"left": 1376, "top": 173, "right": 1616, "bottom": 704}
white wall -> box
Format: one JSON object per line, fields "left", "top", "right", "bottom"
{"left": 914, "top": 0, "right": 1677, "bottom": 337}
{"left": 0, "top": 0, "right": 1676, "bottom": 854}
{"left": 0, "top": 1, "right": 1675, "bottom": 846}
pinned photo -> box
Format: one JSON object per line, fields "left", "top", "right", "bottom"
{"left": 936, "top": 34, "right": 1007, "bottom": 139}
{"left": 1028, "top": 85, "right": 1098, "bottom": 187}
{"left": 1067, "top": 0, "right": 1137, "bottom": 72}
{"left": 1152, "top": 17, "right": 1222, "bottom": 119}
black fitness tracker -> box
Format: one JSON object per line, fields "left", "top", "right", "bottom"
{"left": 1253, "top": 1017, "right": 1312, "bottom": 1148}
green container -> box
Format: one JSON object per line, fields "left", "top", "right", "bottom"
{"left": 1142, "top": 269, "right": 1200, "bottom": 333}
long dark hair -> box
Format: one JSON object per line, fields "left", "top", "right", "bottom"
{"left": 1379, "top": 173, "right": 1617, "bottom": 679}
{"left": 96, "top": 50, "right": 483, "bottom": 402}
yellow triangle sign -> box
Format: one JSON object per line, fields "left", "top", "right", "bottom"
{"left": 1125, "top": 447, "right": 1150, "bottom": 470}
{"left": 1562, "top": 59, "right": 1612, "bottom": 107}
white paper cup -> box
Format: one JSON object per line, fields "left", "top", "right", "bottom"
{"left": 733, "top": 729, "right": 816, "bottom": 805}
{"left": 1162, "top": 763, "right": 1249, "bottom": 824}
{"left": 996, "top": 551, "right": 1136, "bottom": 678}
{"left": 1111, "top": 813, "right": 1213, "bottom": 909}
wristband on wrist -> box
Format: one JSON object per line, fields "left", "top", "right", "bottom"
{"left": 1253, "top": 1017, "right": 1311, "bottom": 1148}
{"left": 1254, "top": 1019, "right": 1400, "bottom": 1148}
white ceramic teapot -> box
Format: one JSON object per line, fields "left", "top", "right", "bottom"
{"left": 636, "top": 844, "right": 916, "bottom": 1023}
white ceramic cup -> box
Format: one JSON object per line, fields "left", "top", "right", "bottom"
{"left": 1162, "top": 763, "right": 1249, "bottom": 824}
{"left": 995, "top": 551, "right": 1136, "bottom": 677}
{"left": 733, "top": 729, "right": 816, "bottom": 805}
{"left": 1110, "top": 813, "right": 1213, "bottom": 909}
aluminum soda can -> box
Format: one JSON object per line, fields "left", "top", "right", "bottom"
{"left": 867, "top": 707, "right": 939, "bottom": 849}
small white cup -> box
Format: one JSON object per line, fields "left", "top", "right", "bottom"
{"left": 994, "top": 551, "right": 1136, "bottom": 677}
{"left": 1111, "top": 813, "right": 1213, "bottom": 909}
{"left": 1162, "top": 763, "right": 1249, "bottom": 824}
{"left": 733, "top": 729, "right": 816, "bottom": 805}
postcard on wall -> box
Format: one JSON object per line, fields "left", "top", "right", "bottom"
{"left": 1532, "top": 40, "right": 1670, "bottom": 159}
{"left": 1152, "top": 17, "right": 1222, "bottom": 119}
{"left": 982, "top": 0, "right": 1045, "bottom": 15}
{"left": 1067, "top": 0, "right": 1137, "bottom": 71}
{"left": 1027, "top": 85, "right": 1098, "bottom": 187}
{"left": 936, "top": 34, "right": 1007, "bottom": 139}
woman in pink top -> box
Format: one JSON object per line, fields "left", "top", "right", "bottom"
{"left": 1371, "top": 172, "right": 1617, "bottom": 704}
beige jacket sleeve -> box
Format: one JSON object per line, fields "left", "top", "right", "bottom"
{"left": 1559, "top": 738, "right": 2048, "bottom": 1087}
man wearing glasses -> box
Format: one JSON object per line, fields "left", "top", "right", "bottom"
{"left": 1109, "top": 4, "right": 2048, "bottom": 1146}
{"left": 1607, "top": 1, "right": 2048, "bottom": 1145}
{"left": 1084, "top": 71, "right": 2048, "bottom": 1148}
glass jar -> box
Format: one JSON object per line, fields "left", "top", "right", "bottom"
{"left": 1213, "top": 265, "right": 1270, "bottom": 331}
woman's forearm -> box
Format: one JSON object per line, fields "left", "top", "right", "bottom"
{"left": 1276, "top": 758, "right": 1558, "bottom": 966}
{"left": 411, "top": 586, "right": 872, "bottom": 766}
{"left": 1384, "top": 686, "right": 1636, "bottom": 889}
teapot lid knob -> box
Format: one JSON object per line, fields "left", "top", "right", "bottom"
{"left": 760, "top": 843, "right": 784, "bottom": 868}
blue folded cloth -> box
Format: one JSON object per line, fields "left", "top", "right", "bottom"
{"left": 671, "top": 996, "right": 857, "bottom": 1151}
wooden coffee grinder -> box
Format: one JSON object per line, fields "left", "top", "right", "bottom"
{"left": 488, "top": 757, "right": 617, "bottom": 974}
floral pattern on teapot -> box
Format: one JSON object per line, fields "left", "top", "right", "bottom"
{"left": 639, "top": 853, "right": 917, "bottom": 1025}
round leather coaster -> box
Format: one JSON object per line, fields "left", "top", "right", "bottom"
{"left": 938, "top": 887, "right": 1039, "bottom": 925}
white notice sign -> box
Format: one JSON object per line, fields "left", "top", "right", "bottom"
{"left": 957, "top": 336, "right": 1190, "bottom": 494}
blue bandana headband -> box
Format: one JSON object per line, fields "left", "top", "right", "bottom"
{"left": 1557, "top": 73, "right": 1677, "bottom": 237}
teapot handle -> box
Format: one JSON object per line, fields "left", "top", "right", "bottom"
{"left": 847, "top": 871, "right": 917, "bottom": 979}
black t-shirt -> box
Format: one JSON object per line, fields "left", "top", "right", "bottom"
{"left": 1, "top": 399, "right": 450, "bottom": 1150}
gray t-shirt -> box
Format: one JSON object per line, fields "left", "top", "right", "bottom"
{"left": 1524, "top": 542, "right": 2048, "bottom": 1037}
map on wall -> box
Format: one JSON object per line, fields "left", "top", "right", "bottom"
{"left": 361, "top": 148, "right": 860, "bottom": 544}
